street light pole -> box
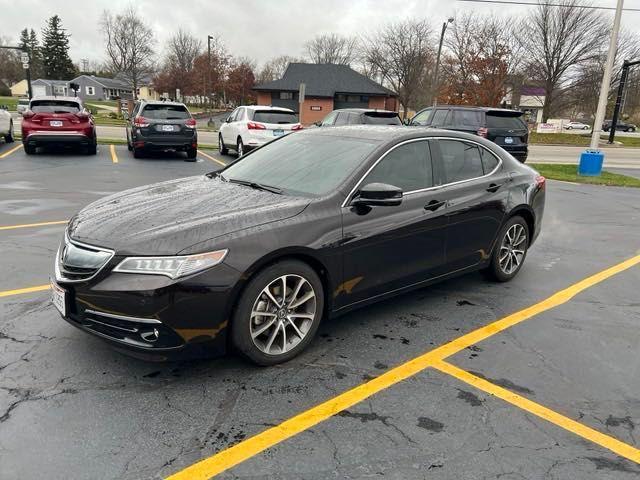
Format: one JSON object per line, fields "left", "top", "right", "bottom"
{"left": 207, "top": 35, "right": 214, "bottom": 111}
{"left": 432, "top": 17, "right": 454, "bottom": 107}
{"left": 589, "top": 0, "right": 624, "bottom": 150}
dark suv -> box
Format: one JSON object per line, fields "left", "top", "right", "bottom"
{"left": 126, "top": 100, "right": 197, "bottom": 159}
{"left": 317, "top": 108, "right": 402, "bottom": 127}
{"left": 410, "top": 106, "right": 529, "bottom": 162}
{"left": 602, "top": 120, "right": 636, "bottom": 132}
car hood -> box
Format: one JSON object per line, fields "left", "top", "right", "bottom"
{"left": 68, "top": 176, "right": 310, "bottom": 255}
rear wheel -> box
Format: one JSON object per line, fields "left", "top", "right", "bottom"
{"left": 566, "top": 126, "right": 573, "bottom": 130}
{"left": 23, "top": 143, "right": 35, "bottom": 155}
{"left": 583, "top": 126, "right": 589, "bottom": 130}
{"left": 186, "top": 147, "right": 197, "bottom": 161}
{"left": 231, "top": 260, "right": 324, "bottom": 365}
{"left": 237, "top": 137, "right": 244, "bottom": 157}
{"left": 219, "top": 133, "right": 228, "bottom": 155}
{"left": 484, "top": 216, "right": 529, "bottom": 282}
{"left": 87, "top": 136, "right": 97, "bottom": 155}
{"left": 133, "top": 147, "right": 144, "bottom": 159}
{"left": 4, "top": 121, "right": 14, "bottom": 143}
{"left": 627, "top": 127, "right": 635, "bottom": 132}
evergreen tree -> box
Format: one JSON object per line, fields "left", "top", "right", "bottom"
{"left": 19, "top": 28, "right": 43, "bottom": 78}
{"left": 41, "top": 15, "right": 76, "bottom": 80}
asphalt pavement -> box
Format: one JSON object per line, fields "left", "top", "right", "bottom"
{"left": 0, "top": 142, "right": 639, "bottom": 479}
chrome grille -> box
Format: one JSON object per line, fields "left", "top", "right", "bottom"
{"left": 56, "top": 233, "right": 114, "bottom": 282}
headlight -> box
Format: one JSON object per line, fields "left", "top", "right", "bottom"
{"left": 113, "top": 249, "right": 228, "bottom": 279}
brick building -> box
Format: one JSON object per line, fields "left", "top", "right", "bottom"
{"left": 253, "top": 63, "right": 398, "bottom": 125}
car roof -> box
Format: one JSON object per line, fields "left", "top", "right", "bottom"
{"left": 332, "top": 108, "right": 398, "bottom": 114}
{"left": 140, "top": 100, "right": 187, "bottom": 107}
{"left": 30, "top": 96, "right": 81, "bottom": 103}
{"left": 296, "top": 125, "right": 494, "bottom": 144}
{"left": 422, "top": 105, "right": 523, "bottom": 114}
{"left": 243, "top": 105, "right": 295, "bottom": 112}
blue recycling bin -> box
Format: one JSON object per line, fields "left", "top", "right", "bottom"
{"left": 578, "top": 150, "right": 604, "bottom": 176}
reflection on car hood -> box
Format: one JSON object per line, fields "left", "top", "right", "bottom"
{"left": 68, "top": 176, "right": 310, "bottom": 255}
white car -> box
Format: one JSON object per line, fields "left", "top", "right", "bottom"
{"left": 0, "top": 104, "right": 14, "bottom": 144}
{"left": 16, "top": 98, "right": 30, "bottom": 115}
{"left": 564, "top": 121, "right": 590, "bottom": 130}
{"left": 219, "top": 106, "right": 302, "bottom": 156}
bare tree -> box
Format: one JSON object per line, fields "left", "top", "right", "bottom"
{"left": 257, "top": 55, "right": 303, "bottom": 83}
{"left": 519, "top": 0, "right": 608, "bottom": 121}
{"left": 0, "top": 37, "right": 23, "bottom": 87}
{"left": 167, "top": 29, "right": 202, "bottom": 74}
{"left": 362, "top": 20, "right": 434, "bottom": 118}
{"left": 101, "top": 7, "right": 155, "bottom": 99}
{"left": 305, "top": 33, "right": 358, "bottom": 65}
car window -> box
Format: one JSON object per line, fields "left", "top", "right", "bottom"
{"left": 334, "top": 112, "right": 349, "bottom": 126}
{"left": 228, "top": 108, "right": 239, "bottom": 122}
{"left": 430, "top": 109, "right": 450, "bottom": 127}
{"left": 30, "top": 100, "right": 80, "bottom": 114}
{"left": 486, "top": 113, "right": 526, "bottom": 130}
{"left": 348, "top": 113, "right": 362, "bottom": 124}
{"left": 142, "top": 104, "right": 190, "bottom": 120}
{"left": 453, "top": 110, "right": 483, "bottom": 127}
{"left": 222, "top": 134, "right": 381, "bottom": 197}
{"left": 363, "top": 140, "right": 433, "bottom": 192}
{"left": 253, "top": 110, "right": 298, "bottom": 124}
{"left": 411, "top": 108, "right": 432, "bottom": 125}
{"left": 363, "top": 112, "right": 402, "bottom": 125}
{"left": 438, "top": 140, "right": 485, "bottom": 183}
{"left": 480, "top": 148, "right": 499, "bottom": 174}
{"left": 320, "top": 111, "right": 339, "bottom": 126}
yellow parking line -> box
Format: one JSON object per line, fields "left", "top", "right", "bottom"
{"left": 198, "top": 150, "right": 226, "bottom": 167}
{"left": 432, "top": 360, "right": 640, "bottom": 464}
{"left": 0, "top": 220, "right": 68, "bottom": 231}
{"left": 0, "top": 144, "right": 23, "bottom": 159}
{"left": 110, "top": 144, "right": 118, "bottom": 163}
{"left": 165, "top": 254, "right": 640, "bottom": 480}
{"left": 0, "top": 284, "right": 50, "bottom": 298}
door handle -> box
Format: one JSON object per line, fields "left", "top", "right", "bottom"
{"left": 424, "top": 200, "right": 445, "bottom": 212}
{"left": 486, "top": 183, "right": 503, "bottom": 193}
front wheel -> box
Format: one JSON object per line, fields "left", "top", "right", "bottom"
{"left": 237, "top": 137, "right": 244, "bottom": 157}
{"left": 566, "top": 126, "right": 573, "bottom": 130}
{"left": 583, "top": 126, "right": 589, "bottom": 130}
{"left": 484, "top": 216, "right": 529, "bottom": 282}
{"left": 627, "top": 127, "right": 635, "bottom": 132}
{"left": 219, "top": 134, "right": 228, "bottom": 155}
{"left": 231, "top": 260, "right": 324, "bottom": 365}
{"left": 4, "top": 121, "right": 14, "bottom": 143}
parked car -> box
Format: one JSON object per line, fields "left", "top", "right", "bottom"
{"left": 564, "top": 121, "right": 590, "bottom": 130}
{"left": 52, "top": 126, "right": 545, "bottom": 365}
{"left": 16, "top": 98, "right": 29, "bottom": 115}
{"left": 21, "top": 96, "right": 96, "bottom": 155}
{"left": 317, "top": 108, "right": 402, "bottom": 126}
{"left": 0, "top": 104, "right": 14, "bottom": 144}
{"left": 410, "top": 106, "right": 529, "bottom": 162}
{"left": 602, "top": 120, "right": 636, "bottom": 132}
{"left": 219, "top": 105, "right": 302, "bottom": 156}
{"left": 125, "top": 100, "right": 198, "bottom": 160}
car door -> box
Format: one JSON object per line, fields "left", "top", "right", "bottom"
{"left": 127, "top": 102, "right": 141, "bottom": 144}
{"left": 221, "top": 108, "right": 238, "bottom": 144}
{"left": 337, "top": 139, "right": 448, "bottom": 308}
{"left": 431, "top": 138, "right": 509, "bottom": 272}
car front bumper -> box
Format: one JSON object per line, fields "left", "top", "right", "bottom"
{"left": 53, "top": 260, "right": 242, "bottom": 360}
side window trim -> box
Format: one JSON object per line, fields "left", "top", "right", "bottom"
{"left": 430, "top": 138, "right": 503, "bottom": 189}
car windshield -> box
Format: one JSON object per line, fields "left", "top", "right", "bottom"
{"left": 30, "top": 100, "right": 80, "bottom": 113}
{"left": 18, "top": 99, "right": 29, "bottom": 105}
{"left": 220, "top": 133, "right": 380, "bottom": 197}
{"left": 486, "top": 113, "right": 527, "bottom": 130}
{"left": 142, "top": 104, "right": 190, "bottom": 120}
{"left": 253, "top": 111, "right": 299, "bottom": 124}
{"left": 363, "top": 112, "right": 402, "bottom": 125}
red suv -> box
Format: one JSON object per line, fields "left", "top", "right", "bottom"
{"left": 21, "top": 97, "right": 97, "bottom": 155}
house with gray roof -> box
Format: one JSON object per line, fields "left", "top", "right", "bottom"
{"left": 31, "top": 79, "right": 71, "bottom": 97}
{"left": 253, "top": 63, "right": 398, "bottom": 124}
{"left": 68, "top": 75, "right": 133, "bottom": 101}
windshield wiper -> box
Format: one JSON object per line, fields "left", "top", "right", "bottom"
{"left": 227, "top": 178, "right": 282, "bottom": 194}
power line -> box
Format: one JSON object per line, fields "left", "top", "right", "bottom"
{"left": 457, "top": 0, "right": 640, "bottom": 11}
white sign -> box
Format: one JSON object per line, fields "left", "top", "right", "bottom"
{"left": 22, "top": 63, "right": 29, "bottom": 70}
{"left": 536, "top": 123, "right": 559, "bottom": 134}
{"left": 299, "top": 83, "right": 306, "bottom": 104}
{"left": 21, "top": 52, "right": 29, "bottom": 64}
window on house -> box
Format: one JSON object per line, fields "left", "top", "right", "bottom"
{"left": 53, "top": 85, "right": 66, "bottom": 95}
{"left": 347, "top": 95, "right": 360, "bottom": 103}
{"left": 279, "top": 92, "right": 294, "bottom": 100}
{"left": 85, "top": 86, "right": 95, "bottom": 96}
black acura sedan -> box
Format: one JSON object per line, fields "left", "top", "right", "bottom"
{"left": 52, "top": 126, "right": 545, "bottom": 365}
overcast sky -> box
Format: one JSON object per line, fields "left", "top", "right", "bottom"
{"left": 1, "top": 0, "right": 639, "bottom": 67}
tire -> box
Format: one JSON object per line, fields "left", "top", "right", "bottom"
{"left": 583, "top": 126, "right": 589, "bottom": 130}
{"left": 127, "top": 135, "right": 133, "bottom": 151}
{"left": 24, "top": 143, "right": 35, "bottom": 155}
{"left": 236, "top": 137, "right": 244, "bottom": 157}
{"left": 627, "top": 127, "right": 635, "bottom": 132}
{"left": 231, "top": 260, "right": 324, "bottom": 366}
{"left": 87, "top": 136, "right": 97, "bottom": 155}
{"left": 186, "top": 147, "right": 197, "bottom": 161}
{"left": 567, "top": 126, "right": 573, "bottom": 130}
{"left": 133, "top": 147, "right": 144, "bottom": 159}
{"left": 219, "top": 133, "right": 228, "bottom": 155}
{"left": 484, "top": 215, "right": 530, "bottom": 282}
{"left": 4, "top": 121, "right": 14, "bottom": 143}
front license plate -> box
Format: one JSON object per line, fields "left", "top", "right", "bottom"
{"left": 51, "top": 280, "right": 66, "bottom": 317}
{"left": 273, "top": 129, "right": 284, "bottom": 136}
{"left": 162, "top": 125, "right": 174, "bottom": 132}
{"left": 504, "top": 136, "right": 514, "bottom": 144}
{"left": 50, "top": 120, "right": 63, "bottom": 127}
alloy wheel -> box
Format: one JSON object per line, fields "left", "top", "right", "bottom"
{"left": 237, "top": 140, "right": 244, "bottom": 157}
{"left": 249, "top": 274, "right": 317, "bottom": 356}
{"left": 499, "top": 223, "right": 527, "bottom": 275}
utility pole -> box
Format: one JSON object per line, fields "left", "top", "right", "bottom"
{"left": 589, "top": 0, "right": 624, "bottom": 150}
{"left": 0, "top": 45, "right": 32, "bottom": 98}
{"left": 432, "top": 17, "right": 454, "bottom": 107}
{"left": 207, "top": 35, "right": 214, "bottom": 111}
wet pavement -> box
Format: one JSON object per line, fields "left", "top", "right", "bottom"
{"left": 0, "top": 141, "right": 639, "bottom": 479}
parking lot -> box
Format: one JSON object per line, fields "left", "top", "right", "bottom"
{"left": 1, "top": 141, "right": 639, "bottom": 479}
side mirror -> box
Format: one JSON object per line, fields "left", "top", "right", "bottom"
{"left": 314, "top": 121, "right": 322, "bottom": 127}
{"left": 352, "top": 183, "right": 403, "bottom": 207}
